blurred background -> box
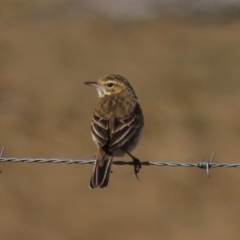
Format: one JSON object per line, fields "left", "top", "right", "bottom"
{"left": 1, "top": 1, "right": 240, "bottom": 239}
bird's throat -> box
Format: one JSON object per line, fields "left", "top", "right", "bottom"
{"left": 96, "top": 88, "right": 104, "bottom": 98}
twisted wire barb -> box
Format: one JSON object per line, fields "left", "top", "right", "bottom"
{"left": 0, "top": 148, "right": 240, "bottom": 177}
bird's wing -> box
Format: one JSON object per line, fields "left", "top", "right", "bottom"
{"left": 91, "top": 114, "right": 109, "bottom": 147}
{"left": 91, "top": 104, "right": 143, "bottom": 153}
{"left": 109, "top": 105, "right": 143, "bottom": 152}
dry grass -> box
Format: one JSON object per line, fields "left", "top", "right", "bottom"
{"left": 1, "top": 11, "right": 240, "bottom": 240}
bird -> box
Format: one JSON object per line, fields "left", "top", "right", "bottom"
{"left": 85, "top": 74, "right": 144, "bottom": 189}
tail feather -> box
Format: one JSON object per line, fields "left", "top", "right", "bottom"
{"left": 90, "top": 157, "right": 113, "bottom": 189}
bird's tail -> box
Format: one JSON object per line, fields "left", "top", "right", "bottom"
{"left": 89, "top": 156, "right": 113, "bottom": 189}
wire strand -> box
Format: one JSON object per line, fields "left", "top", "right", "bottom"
{"left": 1, "top": 157, "right": 240, "bottom": 168}
{"left": 0, "top": 148, "right": 240, "bottom": 177}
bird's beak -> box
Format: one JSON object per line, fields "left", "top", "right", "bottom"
{"left": 85, "top": 81, "right": 104, "bottom": 97}
{"left": 84, "top": 81, "right": 100, "bottom": 88}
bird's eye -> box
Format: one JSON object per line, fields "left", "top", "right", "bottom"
{"left": 107, "top": 83, "right": 114, "bottom": 88}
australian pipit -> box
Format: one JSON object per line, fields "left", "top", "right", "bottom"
{"left": 85, "top": 74, "right": 144, "bottom": 189}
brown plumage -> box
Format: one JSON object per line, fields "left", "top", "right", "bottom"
{"left": 85, "top": 74, "right": 144, "bottom": 189}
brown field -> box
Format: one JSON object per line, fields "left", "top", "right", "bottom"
{"left": 1, "top": 10, "right": 240, "bottom": 240}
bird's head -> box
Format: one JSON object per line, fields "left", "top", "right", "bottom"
{"left": 85, "top": 74, "right": 136, "bottom": 98}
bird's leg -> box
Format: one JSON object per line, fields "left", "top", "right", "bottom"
{"left": 124, "top": 150, "right": 142, "bottom": 180}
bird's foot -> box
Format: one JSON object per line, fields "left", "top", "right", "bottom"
{"left": 132, "top": 157, "right": 142, "bottom": 180}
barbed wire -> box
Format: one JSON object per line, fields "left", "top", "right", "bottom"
{"left": 1, "top": 148, "right": 240, "bottom": 177}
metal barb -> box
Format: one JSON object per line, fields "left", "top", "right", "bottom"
{"left": 198, "top": 158, "right": 210, "bottom": 177}
{"left": 197, "top": 153, "right": 215, "bottom": 178}
{"left": 210, "top": 152, "right": 215, "bottom": 164}
{"left": 0, "top": 146, "right": 5, "bottom": 173}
